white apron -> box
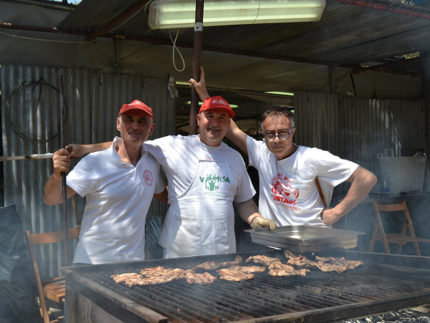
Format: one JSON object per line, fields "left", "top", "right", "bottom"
{"left": 160, "top": 159, "right": 237, "bottom": 258}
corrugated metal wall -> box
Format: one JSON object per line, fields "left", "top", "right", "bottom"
{"left": 294, "top": 91, "right": 425, "bottom": 176}
{"left": 0, "top": 64, "right": 174, "bottom": 277}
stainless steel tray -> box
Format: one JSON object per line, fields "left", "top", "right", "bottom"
{"left": 245, "top": 225, "right": 365, "bottom": 253}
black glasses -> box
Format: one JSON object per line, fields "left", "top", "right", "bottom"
{"left": 263, "top": 128, "right": 294, "bottom": 142}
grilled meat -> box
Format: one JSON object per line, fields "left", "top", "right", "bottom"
{"left": 227, "top": 265, "right": 266, "bottom": 273}
{"left": 181, "top": 270, "right": 216, "bottom": 284}
{"left": 194, "top": 255, "right": 243, "bottom": 270}
{"left": 284, "top": 250, "right": 314, "bottom": 267}
{"left": 268, "top": 267, "right": 310, "bottom": 277}
{"left": 245, "top": 255, "right": 280, "bottom": 266}
{"left": 217, "top": 268, "right": 254, "bottom": 281}
{"left": 266, "top": 261, "right": 310, "bottom": 276}
{"left": 284, "top": 250, "right": 363, "bottom": 273}
{"left": 313, "top": 256, "right": 363, "bottom": 273}
{"left": 111, "top": 272, "right": 142, "bottom": 285}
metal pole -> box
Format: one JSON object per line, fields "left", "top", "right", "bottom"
{"left": 189, "top": 0, "right": 204, "bottom": 135}
{"left": 58, "top": 73, "right": 70, "bottom": 266}
{"left": 0, "top": 153, "right": 54, "bottom": 161}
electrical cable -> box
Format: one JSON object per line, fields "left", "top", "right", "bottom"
{"left": 170, "top": 29, "right": 186, "bottom": 72}
{"left": 0, "top": 29, "right": 96, "bottom": 44}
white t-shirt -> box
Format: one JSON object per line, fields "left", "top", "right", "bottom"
{"left": 67, "top": 137, "right": 165, "bottom": 264}
{"left": 146, "top": 135, "right": 255, "bottom": 203}
{"left": 145, "top": 135, "right": 256, "bottom": 257}
{"left": 247, "top": 137, "right": 358, "bottom": 227}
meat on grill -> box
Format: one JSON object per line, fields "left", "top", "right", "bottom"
{"left": 113, "top": 266, "right": 216, "bottom": 286}
{"left": 245, "top": 255, "right": 281, "bottom": 266}
{"left": 284, "top": 250, "right": 314, "bottom": 267}
{"left": 181, "top": 270, "right": 217, "bottom": 284}
{"left": 112, "top": 251, "right": 363, "bottom": 287}
{"left": 111, "top": 272, "right": 142, "bottom": 285}
{"left": 193, "top": 255, "right": 243, "bottom": 270}
{"left": 313, "top": 256, "right": 363, "bottom": 273}
{"left": 267, "top": 260, "right": 310, "bottom": 277}
{"left": 227, "top": 265, "right": 266, "bottom": 273}
{"left": 284, "top": 250, "right": 363, "bottom": 273}
{"left": 217, "top": 268, "right": 254, "bottom": 281}
{"left": 268, "top": 267, "right": 310, "bottom": 277}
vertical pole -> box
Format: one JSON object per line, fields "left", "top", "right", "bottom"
{"left": 189, "top": 0, "right": 204, "bottom": 134}
{"left": 423, "top": 55, "right": 430, "bottom": 157}
{"left": 58, "top": 73, "right": 70, "bottom": 265}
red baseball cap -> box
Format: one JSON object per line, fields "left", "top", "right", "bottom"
{"left": 118, "top": 100, "right": 154, "bottom": 118}
{"left": 199, "top": 96, "right": 235, "bottom": 118}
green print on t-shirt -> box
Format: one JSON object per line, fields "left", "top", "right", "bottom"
{"left": 199, "top": 174, "right": 231, "bottom": 191}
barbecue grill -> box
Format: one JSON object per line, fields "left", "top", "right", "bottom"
{"left": 63, "top": 250, "right": 430, "bottom": 323}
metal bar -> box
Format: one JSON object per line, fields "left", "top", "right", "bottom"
{"left": 58, "top": 73, "right": 70, "bottom": 266}
{"left": 65, "top": 272, "right": 169, "bottom": 323}
{"left": 188, "top": 0, "right": 204, "bottom": 135}
{"left": 234, "top": 292, "right": 430, "bottom": 323}
{"left": 0, "top": 153, "right": 54, "bottom": 161}
{"left": 336, "top": 0, "right": 430, "bottom": 20}
{"left": 86, "top": 0, "right": 149, "bottom": 42}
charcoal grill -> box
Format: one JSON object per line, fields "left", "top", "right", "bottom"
{"left": 63, "top": 250, "right": 430, "bottom": 323}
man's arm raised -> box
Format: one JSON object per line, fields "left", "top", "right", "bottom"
{"left": 189, "top": 66, "right": 248, "bottom": 155}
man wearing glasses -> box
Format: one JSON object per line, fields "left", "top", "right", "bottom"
{"left": 191, "top": 69, "right": 377, "bottom": 227}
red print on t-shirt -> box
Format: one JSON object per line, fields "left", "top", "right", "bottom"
{"left": 271, "top": 173, "right": 300, "bottom": 210}
{"left": 143, "top": 170, "right": 153, "bottom": 186}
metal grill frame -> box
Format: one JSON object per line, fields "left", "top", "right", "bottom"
{"left": 63, "top": 250, "right": 430, "bottom": 323}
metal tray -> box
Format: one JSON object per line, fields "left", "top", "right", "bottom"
{"left": 245, "top": 225, "right": 365, "bottom": 253}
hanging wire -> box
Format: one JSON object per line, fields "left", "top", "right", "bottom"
{"left": 170, "top": 30, "right": 186, "bottom": 72}
{"left": 5, "top": 79, "right": 68, "bottom": 143}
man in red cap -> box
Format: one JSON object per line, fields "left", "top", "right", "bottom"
{"left": 67, "top": 96, "right": 276, "bottom": 259}
{"left": 43, "top": 100, "right": 167, "bottom": 264}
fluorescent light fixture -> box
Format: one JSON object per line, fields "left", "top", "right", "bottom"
{"left": 265, "top": 91, "right": 294, "bottom": 96}
{"left": 359, "top": 61, "right": 384, "bottom": 68}
{"left": 176, "top": 81, "right": 191, "bottom": 86}
{"left": 395, "top": 51, "right": 421, "bottom": 60}
{"left": 185, "top": 100, "right": 239, "bottom": 108}
{"left": 148, "top": 0, "right": 326, "bottom": 30}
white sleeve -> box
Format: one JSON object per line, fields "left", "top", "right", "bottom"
{"left": 153, "top": 165, "right": 166, "bottom": 194}
{"left": 233, "top": 157, "right": 256, "bottom": 203}
{"left": 246, "top": 136, "right": 266, "bottom": 168}
{"left": 66, "top": 156, "right": 97, "bottom": 197}
{"left": 315, "top": 150, "right": 359, "bottom": 187}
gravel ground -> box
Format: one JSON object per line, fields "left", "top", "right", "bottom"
{"left": 335, "top": 305, "right": 430, "bottom": 323}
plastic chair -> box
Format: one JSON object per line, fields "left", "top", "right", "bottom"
{"left": 369, "top": 201, "right": 430, "bottom": 256}
{"left": 25, "top": 226, "right": 80, "bottom": 323}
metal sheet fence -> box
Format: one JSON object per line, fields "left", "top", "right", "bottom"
{"left": 294, "top": 91, "right": 425, "bottom": 176}
{"left": 1, "top": 64, "right": 174, "bottom": 277}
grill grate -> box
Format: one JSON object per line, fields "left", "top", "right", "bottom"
{"left": 65, "top": 250, "right": 430, "bottom": 322}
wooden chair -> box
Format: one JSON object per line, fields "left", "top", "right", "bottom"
{"left": 369, "top": 201, "right": 430, "bottom": 256}
{"left": 25, "top": 226, "right": 80, "bottom": 323}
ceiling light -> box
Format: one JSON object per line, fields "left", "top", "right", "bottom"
{"left": 359, "top": 61, "right": 384, "bottom": 68}
{"left": 148, "top": 0, "right": 326, "bottom": 30}
{"left": 176, "top": 81, "right": 190, "bottom": 86}
{"left": 395, "top": 51, "right": 421, "bottom": 60}
{"left": 265, "top": 91, "right": 295, "bottom": 96}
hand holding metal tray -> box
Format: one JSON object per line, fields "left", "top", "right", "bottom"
{"left": 245, "top": 225, "right": 365, "bottom": 253}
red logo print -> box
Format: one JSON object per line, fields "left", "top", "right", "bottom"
{"left": 271, "top": 173, "right": 300, "bottom": 210}
{"left": 144, "top": 170, "right": 153, "bottom": 186}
